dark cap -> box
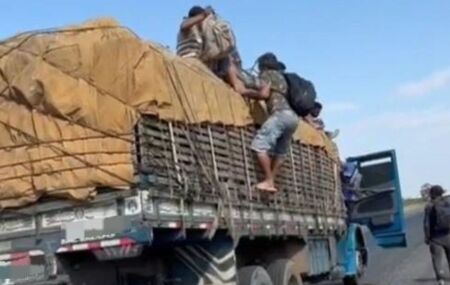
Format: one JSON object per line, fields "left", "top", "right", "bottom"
{"left": 257, "top": 52, "right": 286, "bottom": 71}
{"left": 430, "top": 185, "right": 445, "bottom": 197}
{"left": 188, "top": 6, "right": 205, "bottom": 17}
{"left": 314, "top": 102, "right": 323, "bottom": 109}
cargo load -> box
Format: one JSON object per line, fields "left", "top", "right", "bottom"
{"left": 0, "top": 18, "right": 336, "bottom": 208}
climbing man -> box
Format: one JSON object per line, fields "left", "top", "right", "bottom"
{"left": 248, "top": 53, "right": 298, "bottom": 192}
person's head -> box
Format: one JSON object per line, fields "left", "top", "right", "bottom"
{"left": 310, "top": 102, "right": 323, "bottom": 118}
{"left": 188, "top": 6, "right": 205, "bottom": 18}
{"left": 257, "top": 52, "right": 285, "bottom": 72}
{"left": 429, "top": 185, "right": 445, "bottom": 200}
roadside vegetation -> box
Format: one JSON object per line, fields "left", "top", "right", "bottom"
{"left": 404, "top": 197, "right": 425, "bottom": 207}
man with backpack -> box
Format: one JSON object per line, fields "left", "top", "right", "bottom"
{"left": 247, "top": 53, "right": 299, "bottom": 192}
{"left": 424, "top": 185, "right": 450, "bottom": 285}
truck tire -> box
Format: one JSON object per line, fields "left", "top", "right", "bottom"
{"left": 356, "top": 249, "right": 366, "bottom": 277}
{"left": 342, "top": 247, "right": 366, "bottom": 285}
{"left": 266, "top": 259, "right": 302, "bottom": 285}
{"left": 238, "top": 266, "right": 273, "bottom": 285}
{"left": 342, "top": 247, "right": 365, "bottom": 285}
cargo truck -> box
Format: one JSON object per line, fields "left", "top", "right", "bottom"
{"left": 0, "top": 20, "right": 406, "bottom": 285}
{"left": 0, "top": 115, "right": 406, "bottom": 285}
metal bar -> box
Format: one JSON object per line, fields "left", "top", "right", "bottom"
{"left": 168, "top": 122, "right": 183, "bottom": 184}
{"left": 240, "top": 129, "right": 252, "bottom": 201}
{"left": 158, "top": 119, "right": 174, "bottom": 198}
{"left": 239, "top": 129, "right": 254, "bottom": 229}
{"left": 224, "top": 126, "right": 238, "bottom": 202}
{"left": 289, "top": 145, "right": 300, "bottom": 207}
{"left": 207, "top": 126, "right": 219, "bottom": 186}
{"left": 307, "top": 146, "right": 319, "bottom": 215}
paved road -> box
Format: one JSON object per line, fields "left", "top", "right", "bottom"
{"left": 324, "top": 208, "right": 446, "bottom": 285}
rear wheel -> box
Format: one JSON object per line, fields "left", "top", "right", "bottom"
{"left": 342, "top": 248, "right": 365, "bottom": 285}
{"left": 266, "top": 259, "right": 302, "bottom": 285}
{"left": 356, "top": 249, "right": 366, "bottom": 277}
{"left": 238, "top": 266, "right": 273, "bottom": 285}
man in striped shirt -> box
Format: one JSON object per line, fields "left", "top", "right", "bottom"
{"left": 176, "top": 6, "right": 268, "bottom": 99}
{"left": 177, "top": 6, "right": 210, "bottom": 59}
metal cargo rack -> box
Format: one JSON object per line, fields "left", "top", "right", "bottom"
{"left": 135, "top": 115, "right": 346, "bottom": 221}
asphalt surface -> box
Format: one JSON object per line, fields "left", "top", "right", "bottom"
{"left": 324, "top": 207, "right": 445, "bottom": 285}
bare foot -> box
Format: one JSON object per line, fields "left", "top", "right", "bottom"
{"left": 256, "top": 181, "right": 277, "bottom": 192}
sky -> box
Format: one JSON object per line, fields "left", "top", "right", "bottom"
{"left": 1, "top": 1, "right": 450, "bottom": 198}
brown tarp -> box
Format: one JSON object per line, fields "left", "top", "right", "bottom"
{"left": 0, "top": 18, "right": 339, "bottom": 208}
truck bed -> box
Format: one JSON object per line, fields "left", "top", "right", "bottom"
{"left": 0, "top": 116, "right": 346, "bottom": 243}
{"left": 136, "top": 115, "right": 345, "bottom": 217}
{"left": 0, "top": 116, "right": 347, "bottom": 285}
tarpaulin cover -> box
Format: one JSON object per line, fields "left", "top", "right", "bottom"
{"left": 0, "top": 18, "right": 338, "bottom": 208}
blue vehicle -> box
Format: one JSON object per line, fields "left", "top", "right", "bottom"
{"left": 338, "top": 150, "right": 407, "bottom": 285}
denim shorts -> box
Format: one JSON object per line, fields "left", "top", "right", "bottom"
{"left": 251, "top": 109, "right": 299, "bottom": 156}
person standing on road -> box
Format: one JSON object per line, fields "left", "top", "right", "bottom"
{"left": 424, "top": 185, "right": 450, "bottom": 285}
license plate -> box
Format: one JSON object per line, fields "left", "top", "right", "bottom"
{"left": 42, "top": 203, "right": 118, "bottom": 228}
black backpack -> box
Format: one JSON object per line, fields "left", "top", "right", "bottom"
{"left": 433, "top": 197, "right": 450, "bottom": 231}
{"left": 283, "top": 73, "right": 317, "bottom": 117}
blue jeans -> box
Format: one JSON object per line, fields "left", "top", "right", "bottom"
{"left": 251, "top": 109, "right": 299, "bottom": 156}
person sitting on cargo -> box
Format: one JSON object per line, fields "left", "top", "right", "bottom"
{"left": 307, "top": 102, "right": 339, "bottom": 139}
{"left": 177, "top": 6, "right": 268, "bottom": 98}
{"left": 178, "top": 6, "right": 234, "bottom": 75}
{"left": 177, "top": 6, "right": 209, "bottom": 58}
{"left": 247, "top": 53, "right": 299, "bottom": 192}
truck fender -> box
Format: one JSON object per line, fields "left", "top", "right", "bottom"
{"left": 337, "top": 223, "right": 368, "bottom": 277}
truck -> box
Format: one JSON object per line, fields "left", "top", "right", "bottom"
{"left": 0, "top": 22, "right": 406, "bottom": 285}
{"left": 0, "top": 120, "right": 407, "bottom": 285}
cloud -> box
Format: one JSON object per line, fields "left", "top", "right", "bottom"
{"left": 337, "top": 107, "right": 450, "bottom": 198}
{"left": 347, "top": 108, "right": 450, "bottom": 133}
{"left": 395, "top": 68, "right": 450, "bottom": 97}
{"left": 324, "top": 102, "right": 359, "bottom": 113}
